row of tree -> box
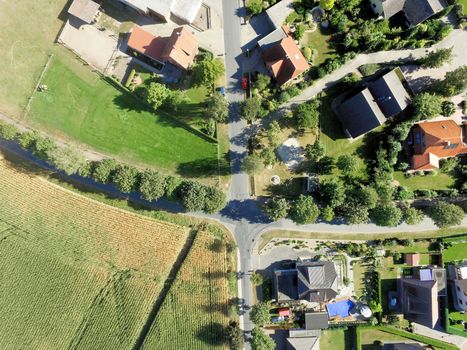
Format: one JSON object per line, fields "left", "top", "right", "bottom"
{"left": 0, "top": 123, "right": 227, "bottom": 214}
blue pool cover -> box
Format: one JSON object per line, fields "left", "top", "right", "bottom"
{"left": 327, "top": 300, "right": 355, "bottom": 318}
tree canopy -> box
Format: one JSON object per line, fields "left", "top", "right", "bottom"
{"left": 421, "top": 47, "right": 452, "bottom": 68}
{"left": 206, "top": 92, "right": 229, "bottom": 123}
{"left": 428, "top": 202, "right": 464, "bottom": 228}
{"left": 139, "top": 169, "right": 166, "bottom": 201}
{"left": 412, "top": 93, "right": 443, "bottom": 120}
{"left": 293, "top": 100, "right": 320, "bottom": 130}
{"left": 241, "top": 154, "right": 264, "bottom": 175}
{"left": 192, "top": 58, "right": 225, "bottom": 86}
{"left": 113, "top": 165, "right": 139, "bottom": 193}
{"left": 336, "top": 154, "right": 359, "bottom": 175}
{"left": 264, "top": 197, "right": 289, "bottom": 221}
{"left": 250, "top": 302, "right": 270, "bottom": 326}
{"left": 250, "top": 327, "right": 275, "bottom": 350}
{"left": 370, "top": 203, "right": 402, "bottom": 227}
{"left": 242, "top": 97, "right": 262, "bottom": 122}
{"left": 433, "top": 65, "right": 467, "bottom": 97}
{"left": 290, "top": 195, "right": 320, "bottom": 225}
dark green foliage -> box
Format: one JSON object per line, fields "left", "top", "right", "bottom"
{"left": 336, "top": 154, "right": 358, "bottom": 175}
{"left": 203, "top": 186, "right": 227, "bottom": 214}
{"left": 113, "top": 165, "right": 140, "bottom": 193}
{"left": 241, "top": 154, "right": 264, "bottom": 175}
{"left": 304, "top": 140, "right": 325, "bottom": 161}
{"left": 370, "top": 203, "right": 402, "bottom": 227}
{"left": 92, "top": 158, "right": 119, "bottom": 184}
{"left": 250, "top": 327, "right": 275, "bottom": 350}
{"left": 441, "top": 100, "right": 456, "bottom": 117}
{"left": 289, "top": 195, "right": 320, "bottom": 224}
{"left": 313, "top": 155, "right": 335, "bottom": 174}
{"left": 141, "top": 81, "right": 171, "bottom": 110}
{"left": 321, "top": 205, "right": 335, "bottom": 222}
{"left": 227, "top": 321, "right": 243, "bottom": 350}
{"left": 293, "top": 99, "right": 320, "bottom": 130}
{"left": 420, "top": 47, "right": 453, "bottom": 68}
{"left": 428, "top": 202, "right": 464, "bottom": 228}
{"left": 206, "top": 92, "right": 229, "bottom": 123}
{"left": 440, "top": 157, "right": 458, "bottom": 174}
{"left": 412, "top": 93, "right": 443, "bottom": 120}
{"left": 433, "top": 66, "right": 467, "bottom": 97}
{"left": 0, "top": 122, "right": 18, "bottom": 140}
{"left": 139, "top": 169, "right": 166, "bottom": 201}
{"left": 264, "top": 197, "right": 289, "bottom": 221}
{"left": 179, "top": 181, "right": 206, "bottom": 212}
{"left": 164, "top": 175, "right": 182, "bottom": 200}
{"left": 242, "top": 97, "right": 262, "bottom": 122}
{"left": 395, "top": 186, "right": 414, "bottom": 201}
{"left": 250, "top": 303, "right": 271, "bottom": 326}
{"left": 318, "top": 179, "right": 345, "bottom": 208}
{"left": 261, "top": 148, "right": 277, "bottom": 167}
{"left": 253, "top": 74, "right": 271, "bottom": 92}
{"left": 267, "top": 121, "right": 281, "bottom": 147}
{"left": 164, "top": 90, "right": 188, "bottom": 112}
{"left": 295, "top": 24, "right": 306, "bottom": 40}
{"left": 192, "top": 58, "right": 225, "bottom": 87}
{"left": 402, "top": 205, "right": 424, "bottom": 225}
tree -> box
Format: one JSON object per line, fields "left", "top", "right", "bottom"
{"left": 227, "top": 321, "right": 243, "bottom": 350}
{"left": 179, "top": 181, "right": 207, "bottom": 212}
{"left": 113, "top": 165, "right": 139, "bottom": 193}
{"left": 290, "top": 195, "right": 320, "bottom": 225}
{"left": 293, "top": 100, "right": 320, "bottom": 130}
{"left": 0, "top": 122, "right": 18, "bottom": 140}
{"left": 47, "top": 146, "right": 86, "bottom": 175}
{"left": 242, "top": 97, "right": 262, "bottom": 122}
{"left": 261, "top": 147, "right": 277, "bottom": 167}
{"left": 192, "top": 58, "right": 225, "bottom": 86}
{"left": 267, "top": 121, "right": 281, "bottom": 147}
{"left": 344, "top": 205, "right": 370, "bottom": 224}
{"left": 336, "top": 154, "right": 358, "bottom": 175}
{"left": 321, "top": 205, "right": 335, "bottom": 222}
{"left": 402, "top": 206, "right": 424, "bottom": 225}
{"left": 250, "top": 303, "right": 271, "bottom": 326}
{"left": 242, "top": 154, "right": 264, "bottom": 175}
{"left": 250, "top": 327, "right": 275, "bottom": 350}
{"left": 441, "top": 100, "right": 456, "bottom": 117}
{"left": 143, "top": 82, "right": 171, "bottom": 110}
{"left": 92, "top": 158, "right": 119, "bottom": 183}
{"left": 320, "top": 0, "right": 335, "bottom": 10}
{"left": 433, "top": 66, "right": 467, "bottom": 97}
{"left": 33, "top": 136, "right": 57, "bottom": 159}
{"left": 206, "top": 92, "right": 229, "bottom": 123}
{"left": 164, "top": 90, "right": 188, "bottom": 112}
{"left": 164, "top": 175, "right": 182, "bottom": 200}
{"left": 412, "top": 93, "right": 443, "bottom": 120}
{"left": 203, "top": 186, "right": 227, "bottom": 213}
{"left": 370, "top": 203, "right": 402, "bottom": 227}
{"left": 348, "top": 186, "right": 378, "bottom": 209}
{"left": 17, "top": 130, "right": 40, "bottom": 150}
{"left": 264, "top": 197, "right": 288, "bottom": 221}
{"left": 247, "top": 0, "right": 263, "bottom": 15}
{"left": 421, "top": 47, "right": 453, "bottom": 68}
{"left": 318, "top": 179, "right": 345, "bottom": 208}
{"left": 295, "top": 24, "right": 306, "bottom": 40}
{"left": 250, "top": 272, "right": 264, "bottom": 286}
{"left": 304, "top": 140, "right": 325, "bottom": 161}
{"left": 253, "top": 74, "right": 271, "bottom": 92}
{"left": 428, "top": 202, "right": 464, "bottom": 228}
{"left": 139, "top": 169, "right": 166, "bottom": 201}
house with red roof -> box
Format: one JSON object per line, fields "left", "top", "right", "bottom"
{"left": 262, "top": 35, "right": 309, "bottom": 86}
{"left": 408, "top": 120, "right": 467, "bottom": 171}
{"left": 127, "top": 25, "right": 198, "bottom": 71}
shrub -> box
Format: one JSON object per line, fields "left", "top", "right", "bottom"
{"left": 250, "top": 303, "right": 271, "bottom": 326}
{"left": 112, "top": 165, "right": 140, "bottom": 193}
{"left": 441, "top": 100, "right": 456, "bottom": 117}
{"left": 139, "top": 169, "right": 166, "bottom": 201}
{"left": 125, "top": 68, "right": 136, "bottom": 88}
{"left": 428, "top": 202, "right": 464, "bottom": 228}
{"left": 302, "top": 47, "right": 312, "bottom": 61}
{"left": 92, "top": 158, "right": 119, "bottom": 183}
{"left": 47, "top": 146, "right": 86, "bottom": 175}
{"left": 0, "top": 122, "right": 18, "bottom": 140}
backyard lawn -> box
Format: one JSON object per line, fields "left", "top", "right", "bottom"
{"left": 443, "top": 242, "right": 467, "bottom": 263}
{"left": 394, "top": 171, "right": 455, "bottom": 191}
{"left": 359, "top": 328, "right": 407, "bottom": 350}
{"left": 320, "top": 328, "right": 351, "bottom": 350}
{"left": 300, "top": 28, "right": 336, "bottom": 66}
{"left": 28, "top": 57, "right": 219, "bottom": 177}
{"left": 0, "top": 0, "right": 70, "bottom": 117}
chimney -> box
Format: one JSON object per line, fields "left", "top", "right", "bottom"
{"left": 446, "top": 140, "right": 451, "bottom": 146}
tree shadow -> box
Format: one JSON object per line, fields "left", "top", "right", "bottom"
{"left": 220, "top": 199, "right": 270, "bottom": 224}
{"left": 176, "top": 155, "right": 230, "bottom": 178}
{"left": 196, "top": 323, "right": 228, "bottom": 346}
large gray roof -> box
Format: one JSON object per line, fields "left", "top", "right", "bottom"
{"left": 286, "top": 336, "right": 318, "bottom": 350}
{"left": 381, "top": 0, "right": 445, "bottom": 26}
{"left": 274, "top": 269, "right": 298, "bottom": 302}
{"left": 305, "top": 312, "right": 329, "bottom": 330}
{"left": 368, "top": 68, "right": 411, "bottom": 117}
{"left": 297, "top": 261, "right": 338, "bottom": 302}
{"left": 399, "top": 278, "right": 439, "bottom": 328}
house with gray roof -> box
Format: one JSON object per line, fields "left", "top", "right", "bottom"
{"left": 335, "top": 67, "right": 411, "bottom": 139}
{"left": 447, "top": 263, "right": 467, "bottom": 311}
{"left": 369, "top": 0, "right": 446, "bottom": 27}
{"left": 274, "top": 259, "right": 338, "bottom": 303}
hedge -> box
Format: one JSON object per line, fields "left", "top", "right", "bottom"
{"left": 376, "top": 326, "right": 459, "bottom": 350}
{"left": 442, "top": 233, "right": 467, "bottom": 243}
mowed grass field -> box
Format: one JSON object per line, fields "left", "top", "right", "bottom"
{"left": 0, "top": 155, "right": 190, "bottom": 349}
{"left": 28, "top": 57, "right": 219, "bottom": 175}
{"left": 0, "top": 0, "right": 69, "bottom": 117}
{"left": 142, "top": 231, "right": 231, "bottom": 350}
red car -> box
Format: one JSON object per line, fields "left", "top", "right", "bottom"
{"left": 241, "top": 76, "right": 248, "bottom": 90}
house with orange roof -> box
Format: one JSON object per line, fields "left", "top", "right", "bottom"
{"left": 127, "top": 25, "right": 198, "bottom": 71}
{"left": 262, "top": 35, "right": 310, "bottom": 86}
{"left": 408, "top": 119, "right": 467, "bottom": 171}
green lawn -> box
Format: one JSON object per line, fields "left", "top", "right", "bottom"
{"left": 359, "top": 328, "right": 407, "bottom": 349}
{"left": 300, "top": 28, "right": 336, "bottom": 66}
{"left": 320, "top": 328, "right": 351, "bottom": 350}
{"left": 28, "top": 57, "right": 219, "bottom": 177}
{"left": 394, "top": 171, "right": 455, "bottom": 191}
{"left": 0, "top": 0, "right": 69, "bottom": 117}
{"left": 443, "top": 242, "right": 467, "bottom": 263}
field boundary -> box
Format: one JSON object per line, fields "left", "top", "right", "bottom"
{"left": 131, "top": 229, "right": 198, "bottom": 350}
{"left": 22, "top": 54, "right": 54, "bottom": 119}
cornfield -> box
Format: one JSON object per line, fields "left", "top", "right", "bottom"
{"left": 0, "top": 156, "right": 188, "bottom": 349}
{"left": 142, "top": 231, "right": 231, "bottom": 350}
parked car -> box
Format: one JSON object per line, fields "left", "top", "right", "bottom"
{"left": 216, "top": 86, "right": 226, "bottom": 96}
{"left": 241, "top": 76, "right": 248, "bottom": 90}
{"left": 271, "top": 316, "right": 285, "bottom": 323}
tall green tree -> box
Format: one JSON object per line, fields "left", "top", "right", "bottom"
{"left": 318, "top": 179, "right": 345, "bottom": 208}
{"left": 428, "top": 202, "right": 464, "bottom": 228}
{"left": 250, "top": 303, "right": 271, "bottom": 326}
{"left": 113, "top": 165, "right": 140, "bottom": 193}
{"left": 421, "top": 47, "right": 453, "bottom": 68}
{"left": 139, "top": 169, "right": 166, "bottom": 201}
{"left": 253, "top": 74, "right": 271, "bottom": 92}
{"left": 434, "top": 65, "right": 467, "bottom": 97}
{"left": 203, "top": 186, "right": 227, "bottom": 213}
{"left": 264, "top": 197, "right": 289, "bottom": 221}
{"left": 242, "top": 97, "right": 262, "bottom": 122}
{"left": 241, "top": 154, "right": 264, "bottom": 175}
{"left": 267, "top": 121, "right": 281, "bottom": 147}
{"left": 412, "top": 93, "right": 443, "bottom": 120}
{"left": 336, "top": 154, "right": 359, "bottom": 175}
{"left": 293, "top": 100, "right": 320, "bottom": 130}
{"left": 143, "top": 82, "right": 171, "bottom": 110}
{"left": 92, "top": 158, "right": 119, "bottom": 183}
{"left": 370, "top": 203, "right": 402, "bottom": 227}
{"left": 206, "top": 92, "right": 229, "bottom": 123}
{"left": 304, "top": 140, "right": 325, "bottom": 161}
{"left": 290, "top": 195, "right": 320, "bottom": 224}
{"left": 402, "top": 206, "right": 424, "bottom": 225}
{"left": 250, "top": 327, "right": 275, "bottom": 350}
{"left": 179, "top": 181, "right": 207, "bottom": 212}
{"left": 192, "top": 58, "right": 225, "bottom": 86}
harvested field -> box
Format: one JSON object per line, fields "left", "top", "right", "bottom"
{"left": 142, "top": 231, "right": 231, "bottom": 350}
{"left": 0, "top": 155, "right": 189, "bottom": 349}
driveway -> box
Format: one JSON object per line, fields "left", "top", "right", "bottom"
{"left": 58, "top": 17, "right": 118, "bottom": 73}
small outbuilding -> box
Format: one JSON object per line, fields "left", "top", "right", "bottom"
{"left": 68, "top": 0, "right": 100, "bottom": 24}
{"left": 405, "top": 253, "right": 420, "bottom": 266}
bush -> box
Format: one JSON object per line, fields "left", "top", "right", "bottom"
{"left": 47, "top": 146, "right": 86, "bottom": 175}
{"left": 441, "top": 100, "right": 456, "bottom": 117}
{"left": 0, "top": 122, "right": 18, "bottom": 140}
{"left": 113, "top": 165, "right": 140, "bottom": 193}
{"left": 125, "top": 68, "right": 136, "bottom": 88}
{"left": 92, "top": 158, "right": 119, "bottom": 183}
{"left": 428, "top": 202, "right": 464, "bottom": 228}
{"left": 302, "top": 47, "right": 312, "bottom": 61}
{"left": 250, "top": 303, "right": 271, "bottom": 326}
{"left": 359, "top": 63, "right": 380, "bottom": 76}
{"left": 139, "top": 169, "right": 166, "bottom": 201}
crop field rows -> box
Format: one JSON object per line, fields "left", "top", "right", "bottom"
{"left": 0, "top": 156, "right": 190, "bottom": 349}
{"left": 142, "top": 231, "right": 231, "bottom": 350}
